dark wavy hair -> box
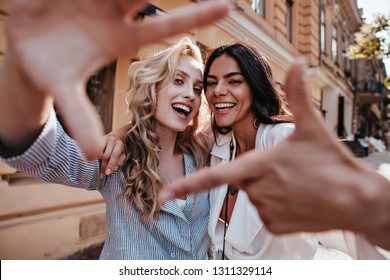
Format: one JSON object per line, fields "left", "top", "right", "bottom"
{"left": 203, "top": 41, "right": 292, "bottom": 134}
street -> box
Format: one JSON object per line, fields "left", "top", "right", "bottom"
{"left": 360, "top": 151, "right": 390, "bottom": 181}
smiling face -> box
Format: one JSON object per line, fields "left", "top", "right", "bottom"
{"left": 154, "top": 55, "right": 203, "bottom": 134}
{"left": 205, "top": 54, "right": 255, "bottom": 130}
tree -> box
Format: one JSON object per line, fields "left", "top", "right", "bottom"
{"left": 347, "top": 15, "right": 390, "bottom": 60}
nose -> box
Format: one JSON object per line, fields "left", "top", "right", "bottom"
{"left": 183, "top": 84, "right": 196, "bottom": 100}
{"left": 214, "top": 81, "right": 228, "bottom": 97}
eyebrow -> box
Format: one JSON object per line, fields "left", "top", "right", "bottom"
{"left": 177, "top": 69, "right": 202, "bottom": 84}
{"left": 207, "top": 72, "right": 243, "bottom": 79}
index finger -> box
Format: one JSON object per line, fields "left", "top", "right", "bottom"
{"left": 159, "top": 151, "right": 265, "bottom": 202}
{"left": 116, "top": 0, "right": 232, "bottom": 55}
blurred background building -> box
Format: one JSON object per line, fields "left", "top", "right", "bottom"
{"left": 0, "top": 0, "right": 389, "bottom": 259}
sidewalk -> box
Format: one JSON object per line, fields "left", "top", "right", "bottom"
{"left": 359, "top": 151, "right": 390, "bottom": 168}
{"left": 359, "top": 151, "right": 390, "bottom": 180}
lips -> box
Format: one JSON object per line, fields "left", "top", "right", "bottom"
{"left": 214, "top": 102, "right": 236, "bottom": 112}
{"left": 172, "top": 103, "right": 192, "bottom": 117}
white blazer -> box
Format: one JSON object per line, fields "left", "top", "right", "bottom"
{"left": 208, "top": 123, "right": 388, "bottom": 259}
{"left": 208, "top": 123, "right": 318, "bottom": 259}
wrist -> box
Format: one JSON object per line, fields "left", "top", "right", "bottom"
{"left": 346, "top": 167, "right": 390, "bottom": 235}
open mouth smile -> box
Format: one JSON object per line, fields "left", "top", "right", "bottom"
{"left": 172, "top": 103, "right": 192, "bottom": 117}
{"left": 214, "top": 102, "right": 236, "bottom": 111}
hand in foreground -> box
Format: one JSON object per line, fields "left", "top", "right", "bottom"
{"left": 160, "top": 59, "right": 390, "bottom": 250}
{"left": 2, "top": 0, "right": 230, "bottom": 158}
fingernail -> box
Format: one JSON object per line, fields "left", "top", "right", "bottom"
{"left": 99, "top": 173, "right": 104, "bottom": 179}
{"left": 106, "top": 168, "right": 111, "bottom": 175}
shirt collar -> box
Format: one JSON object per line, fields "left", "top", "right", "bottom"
{"left": 210, "top": 132, "right": 234, "bottom": 160}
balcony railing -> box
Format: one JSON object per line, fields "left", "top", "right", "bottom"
{"left": 357, "top": 81, "right": 385, "bottom": 95}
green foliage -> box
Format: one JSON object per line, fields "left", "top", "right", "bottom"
{"left": 347, "top": 15, "right": 390, "bottom": 60}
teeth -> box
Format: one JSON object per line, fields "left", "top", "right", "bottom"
{"left": 215, "top": 103, "right": 235, "bottom": 109}
{"left": 172, "top": 104, "right": 191, "bottom": 113}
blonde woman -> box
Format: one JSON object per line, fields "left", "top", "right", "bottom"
{"left": 1, "top": 38, "right": 211, "bottom": 259}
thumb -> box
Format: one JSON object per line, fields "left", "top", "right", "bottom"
{"left": 285, "top": 58, "right": 325, "bottom": 134}
{"left": 53, "top": 83, "right": 104, "bottom": 160}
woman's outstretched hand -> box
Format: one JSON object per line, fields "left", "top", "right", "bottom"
{"left": 0, "top": 0, "right": 231, "bottom": 158}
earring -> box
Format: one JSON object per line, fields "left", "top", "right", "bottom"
{"left": 253, "top": 118, "right": 260, "bottom": 129}
{"left": 211, "top": 113, "right": 216, "bottom": 127}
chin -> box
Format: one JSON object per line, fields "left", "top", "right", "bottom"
{"left": 170, "top": 124, "right": 188, "bottom": 132}
{"left": 215, "top": 121, "right": 231, "bottom": 128}
{"left": 176, "top": 126, "right": 188, "bottom": 132}
{"left": 215, "top": 117, "right": 233, "bottom": 127}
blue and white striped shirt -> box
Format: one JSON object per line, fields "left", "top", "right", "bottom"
{"left": 3, "top": 112, "right": 210, "bottom": 259}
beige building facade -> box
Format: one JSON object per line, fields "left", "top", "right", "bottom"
{"left": 0, "top": 0, "right": 386, "bottom": 259}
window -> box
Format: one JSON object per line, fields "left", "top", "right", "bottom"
{"left": 86, "top": 63, "right": 116, "bottom": 134}
{"left": 320, "top": 4, "right": 326, "bottom": 53}
{"left": 54, "top": 62, "right": 116, "bottom": 135}
{"left": 252, "top": 0, "right": 265, "bottom": 17}
{"left": 332, "top": 25, "right": 338, "bottom": 63}
{"left": 342, "top": 38, "right": 349, "bottom": 72}
{"left": 286, "top": 0, "right": 293, "bottom": 42}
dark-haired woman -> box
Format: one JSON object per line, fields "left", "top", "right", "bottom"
{"left": 203, "top": 42, "right": 317, "bottom": 260}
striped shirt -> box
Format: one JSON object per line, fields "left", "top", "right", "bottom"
{"left": 2, "top": 111, "right": 210, "bottom": 259}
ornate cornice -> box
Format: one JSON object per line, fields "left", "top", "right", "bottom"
{"left": 338, "top": 0, "right": 362, "bottom": 31}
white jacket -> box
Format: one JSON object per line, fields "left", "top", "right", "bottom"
{"left": 208, "top": 123, "right": 318, "bottom": 259}
{"left": 207, "top": 123, "right": 388, "bottom": 259}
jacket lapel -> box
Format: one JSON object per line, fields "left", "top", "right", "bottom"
{"left": 210, "top": 133, "right": 232, "bottom": 160}
{"left": 225, "top": 191, "right": 264, "bottom": 252}
{"left": 209, "top": 130, "right": 265, "bottom": 255}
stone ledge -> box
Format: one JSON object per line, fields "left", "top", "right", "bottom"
{"left": 0, "top": 203, "right": 106, "bottom": 259}
{"left": 0, "top": 181, "right": 104, "bottom": 219}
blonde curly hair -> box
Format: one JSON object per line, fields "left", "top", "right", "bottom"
{"left": 121, "top": 38, "right": 210, "bottom": 222}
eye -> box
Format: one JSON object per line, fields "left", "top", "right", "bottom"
{"left": 194, "top": 87, "right": 203, "bottom": 95}
{"left": 174, "top": 78, "right": 184, "bottom": 85}
{"left": 229, "top": 79, "right": 242, "bottom": 85}
{"left": 206, "top": 80, "right": 217, "bottom": 87}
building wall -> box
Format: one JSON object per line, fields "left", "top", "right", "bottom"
{"left": 0, "top": 162, "right": 106, "bottom": 259}
{"left": 127, "top": 0, "right": 385, "bottom": 153}
{"left": 0, "top": 0, "right": 376, "bottom": 259}
{"left": 112, "top": 0, "right": 362, "bottom": 137}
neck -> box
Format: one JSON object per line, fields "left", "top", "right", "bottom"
{"left": 156, "top": 128, "right": 179, "bottom": 159}
{"left": 232, "top": 125, "right": 257, "bottom": 156}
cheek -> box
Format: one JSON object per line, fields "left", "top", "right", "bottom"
{"left": 194, "top": 97, "right": 202, "bottom": 112}
{"left": 241, "top": 91, "right": 253, "bottom": 111}
{"left": 205, "top": 91, "right": 212, "bottom": 105}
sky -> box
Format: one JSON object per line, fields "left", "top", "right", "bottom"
{"left": 357, "top": 0, "right": 390, "bottom": 75}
